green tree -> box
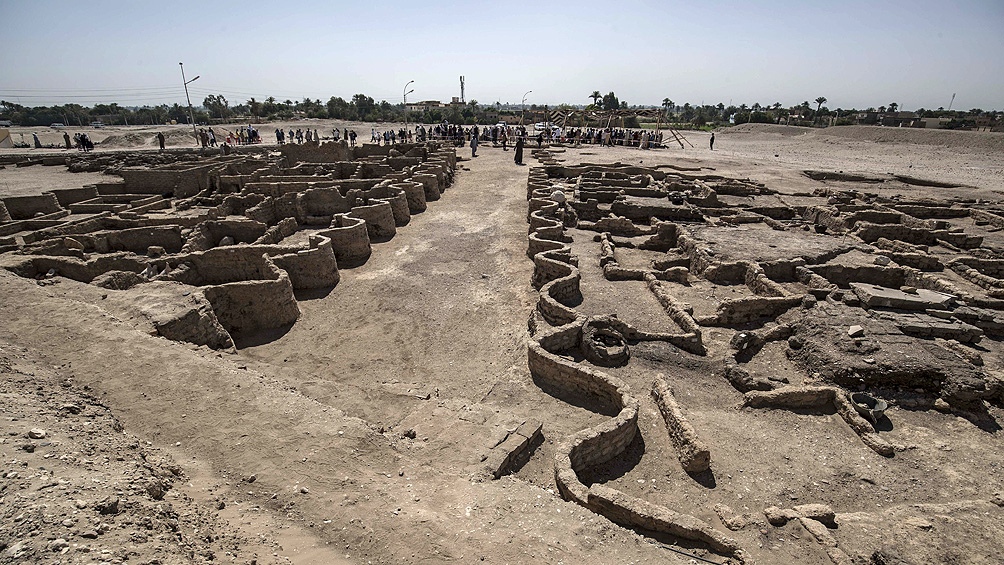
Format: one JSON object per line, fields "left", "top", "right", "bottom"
{"left": 662, "top": 98, "right": 674, "bottom": 118}
{"left": 352, "top": 94, "right": 376, "bottom": 119}
{"left": 601, "top": 92, "right": 619, "bottom": 111}
{"left": 203, "top": 94, "right": 229, "bottom": 119}
{"left": 590, "top": 91, "right": 602, "bottom": 106}
{"left": 888, "top": 102, "right": 899, "bottom": 113}
{"left": 814, "top": 96, "right": 827, "bottom": 122}
{"left": 247, "top": 98, "right": 262, "bottom": 119}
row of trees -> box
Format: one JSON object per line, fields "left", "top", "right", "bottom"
{"left": 2, "top": 93, "right": 998, "bottom": 129}
{"left": 609, "top": 91, "right": 997, "bottom": 129}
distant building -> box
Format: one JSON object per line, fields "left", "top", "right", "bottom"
{"left": 854, "top": 112, "right": 879, "bottom": 125}
{"left": 880, "top": 111, "right": 919, "bottom": 127}
{"left": 919, "top": 117, "right": 952, "bottom": 129}
{"left": 405, "top": 100, "right": 443, "bottom": 112}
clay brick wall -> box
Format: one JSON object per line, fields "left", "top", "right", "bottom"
{"left": 2, "top": 194, "right": 63, "bottom": 220}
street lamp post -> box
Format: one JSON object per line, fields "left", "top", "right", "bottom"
{"left": 403, "top": 80, "right": 415, "bottom": 136}
{"left": 521, "top": 90, "right": 532, "bottom": 126}
{"left": 179, "top": 62, "right": 200, "bottom": 145}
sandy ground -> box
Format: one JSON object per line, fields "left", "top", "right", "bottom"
{"left": 2, "top": 125, "right": 1003, "bottom": 564}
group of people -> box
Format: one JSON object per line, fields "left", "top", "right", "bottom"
{"left": 458, "top": 124, "right": 525, "bottom": 164}
{"left": 197, "top": 127, "right": 217, "bottom": 148}
{"left": 539, "top": 127, "right": 666, "bottom": 148}
{"left": 275, "top": 127, "right": 359, "bottom": 146}
{"left": 370, "top": 127, "right": 414, "bottom": 145}
{"left": 151, "top": 119, "right": 695, "bottom": 162}
{"left": 227, "top": 125, "right": 261, "bottom": 145}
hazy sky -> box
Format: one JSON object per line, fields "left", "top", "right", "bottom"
{"left": 2, "top": 0, "right": 1002, "bottom": 111}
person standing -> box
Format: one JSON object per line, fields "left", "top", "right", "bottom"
{"left": 157, "top": 131, "right": 166, "bottom": 151}
{"left": 514, "top": 136, "right": 524, "bottom": 165}
{"left": 63, "top": 131, "right": 71, "bottom": 149}
{"left": 470, "top": 131, "right": 478, "bottom": 157}
{"left": 710, "top": 132, "right": 715, "bottom": 150}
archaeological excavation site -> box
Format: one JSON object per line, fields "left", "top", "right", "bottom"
{"left": 1, "top": 126, "right": 1003, "bottom": 565}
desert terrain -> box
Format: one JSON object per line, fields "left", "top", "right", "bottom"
{"left": 1, "top": 122, "right": 1003, "bottom": 565}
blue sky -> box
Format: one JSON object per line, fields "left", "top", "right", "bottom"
{"left": 1, "top": 0, "right": 1002, "bottom": 110}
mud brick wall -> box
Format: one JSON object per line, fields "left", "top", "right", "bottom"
{"left": 348, "top": 201, "right": 396, "bottom": 241}
{"left": 408, "top": 174, "right": 439, "bottom": 206}
{"left": 119, "top": 164, "right": 218, "bottom": 198}
{"left": 183, "top": 220, "right": 268, "bottom": 252}
{"left": 278, "top": 140, "right": 351, "bottom": 163}
{"left": 644, "top": 274, "right": 703, "bottom": 337}
{"left": 87, "top": 226, "right": 185, "bottom": 255}
{"left": 254, "top": 217, "right": 298, "bottom": 245}
{"left": 855, "top": 222, "right": 938, "bottom": 245}
{"left": 699, "top": 296, "right": 805, "bottom": 326}
{"left": 1, "top": 194, "right": 63, "bottom": 220}
{"left": 296, "top": 187, "right": 355, "bottom": 218}
{"left": 932, "top": 229, "right": 983, "bottom": 249}
{"left": 320, "top": 215, "right": 371, "bottom": 268}
{"left": 388, "top": 181, "right": 427, "bottom": 214}
{"left": 538, "top": 266, "right": 581, "bottom": 327}
{"left": 269, "top": 235, "right": 340, "bottom": 290}
{"left": 585, "top": 485, "right": 742, "bottom": 557}
{"left": 528, "top": 228, "right": 567, "bottom": 262}
{"left": 47, "top": 186, "right": 99, "bottom": 207}
{"left": 245, "top": 197, "right": 280, "bottom": 225}
{"left": 651, "top": 375, "right": 711, "bottom": 473}
{"left": 609, "top": 199, "right": 704, "bottom": 223}
{"left": 889, "top": 204, "right": 969, "bottom": 219}
{"left": 531, "top": 246, "right": 574, "bottom": 286}
{"left": 970, "top": 209, "right": 1004, "bottom": 228}
{"left": 809, "top": 264, "right": 907, "bottom": 289}
{"left": 744, "top": 262, "right": 788, "bottom": 297}
{"left": 365, "top": 190, "right": 410, "bottom": 227}
{"left": 1, "top": 252, "right": 146, "bottom": 283}
{"left": 201, "top": 262, "right": 299, "bottom": 335}
{"left": 952, "top": 258, "right": 1004, "bottom": 279}
{"left": 166, "top": 245, "right": 281, "bottom": 286}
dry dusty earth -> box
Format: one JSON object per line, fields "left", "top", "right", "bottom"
{"left": 1, "top": 123, "right": 1003, "bottom": 564}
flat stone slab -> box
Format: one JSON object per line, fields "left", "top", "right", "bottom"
{"left": 850, "top": 282, "right": 955, "bottom": 310}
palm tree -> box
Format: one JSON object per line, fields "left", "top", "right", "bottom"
{"left": 814, "top": 96, "right": 827, "bottom": 116}
{"left": 589, "top": 91, "right": 602, "bottom": 106}
{"left": 888, "top": 102, "right": 899, "bottom": 113}
{"left": 662, "top": 98, "right": 674, "bottom": 117}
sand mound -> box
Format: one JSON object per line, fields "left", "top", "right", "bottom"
{"left": 816, "top": 125, "right": 1003, "bottom": 153}
{"left": 719, "top": 123, "right": 811, "bottom": 137}
{"left": 99, "top": 129, "right": 195, "bottom": 148}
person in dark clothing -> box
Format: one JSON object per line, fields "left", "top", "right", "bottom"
{"left": 710, "top": 132, "right": 715, "bottom": 150}
{"left": 536, "top": 133, "right": 543, "bottom": 148}
{"left": 514, "top": 137, "right": 524, "bottom": 165}
{"left": 157, "top": 132, "right": 166, "bottom": 151}
{"left": 63, "top": 132, "right": 71, "bottom": 149}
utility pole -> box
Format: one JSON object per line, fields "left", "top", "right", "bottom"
{"left": 179, "top": 62, "right": 200, "bottom": 145}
